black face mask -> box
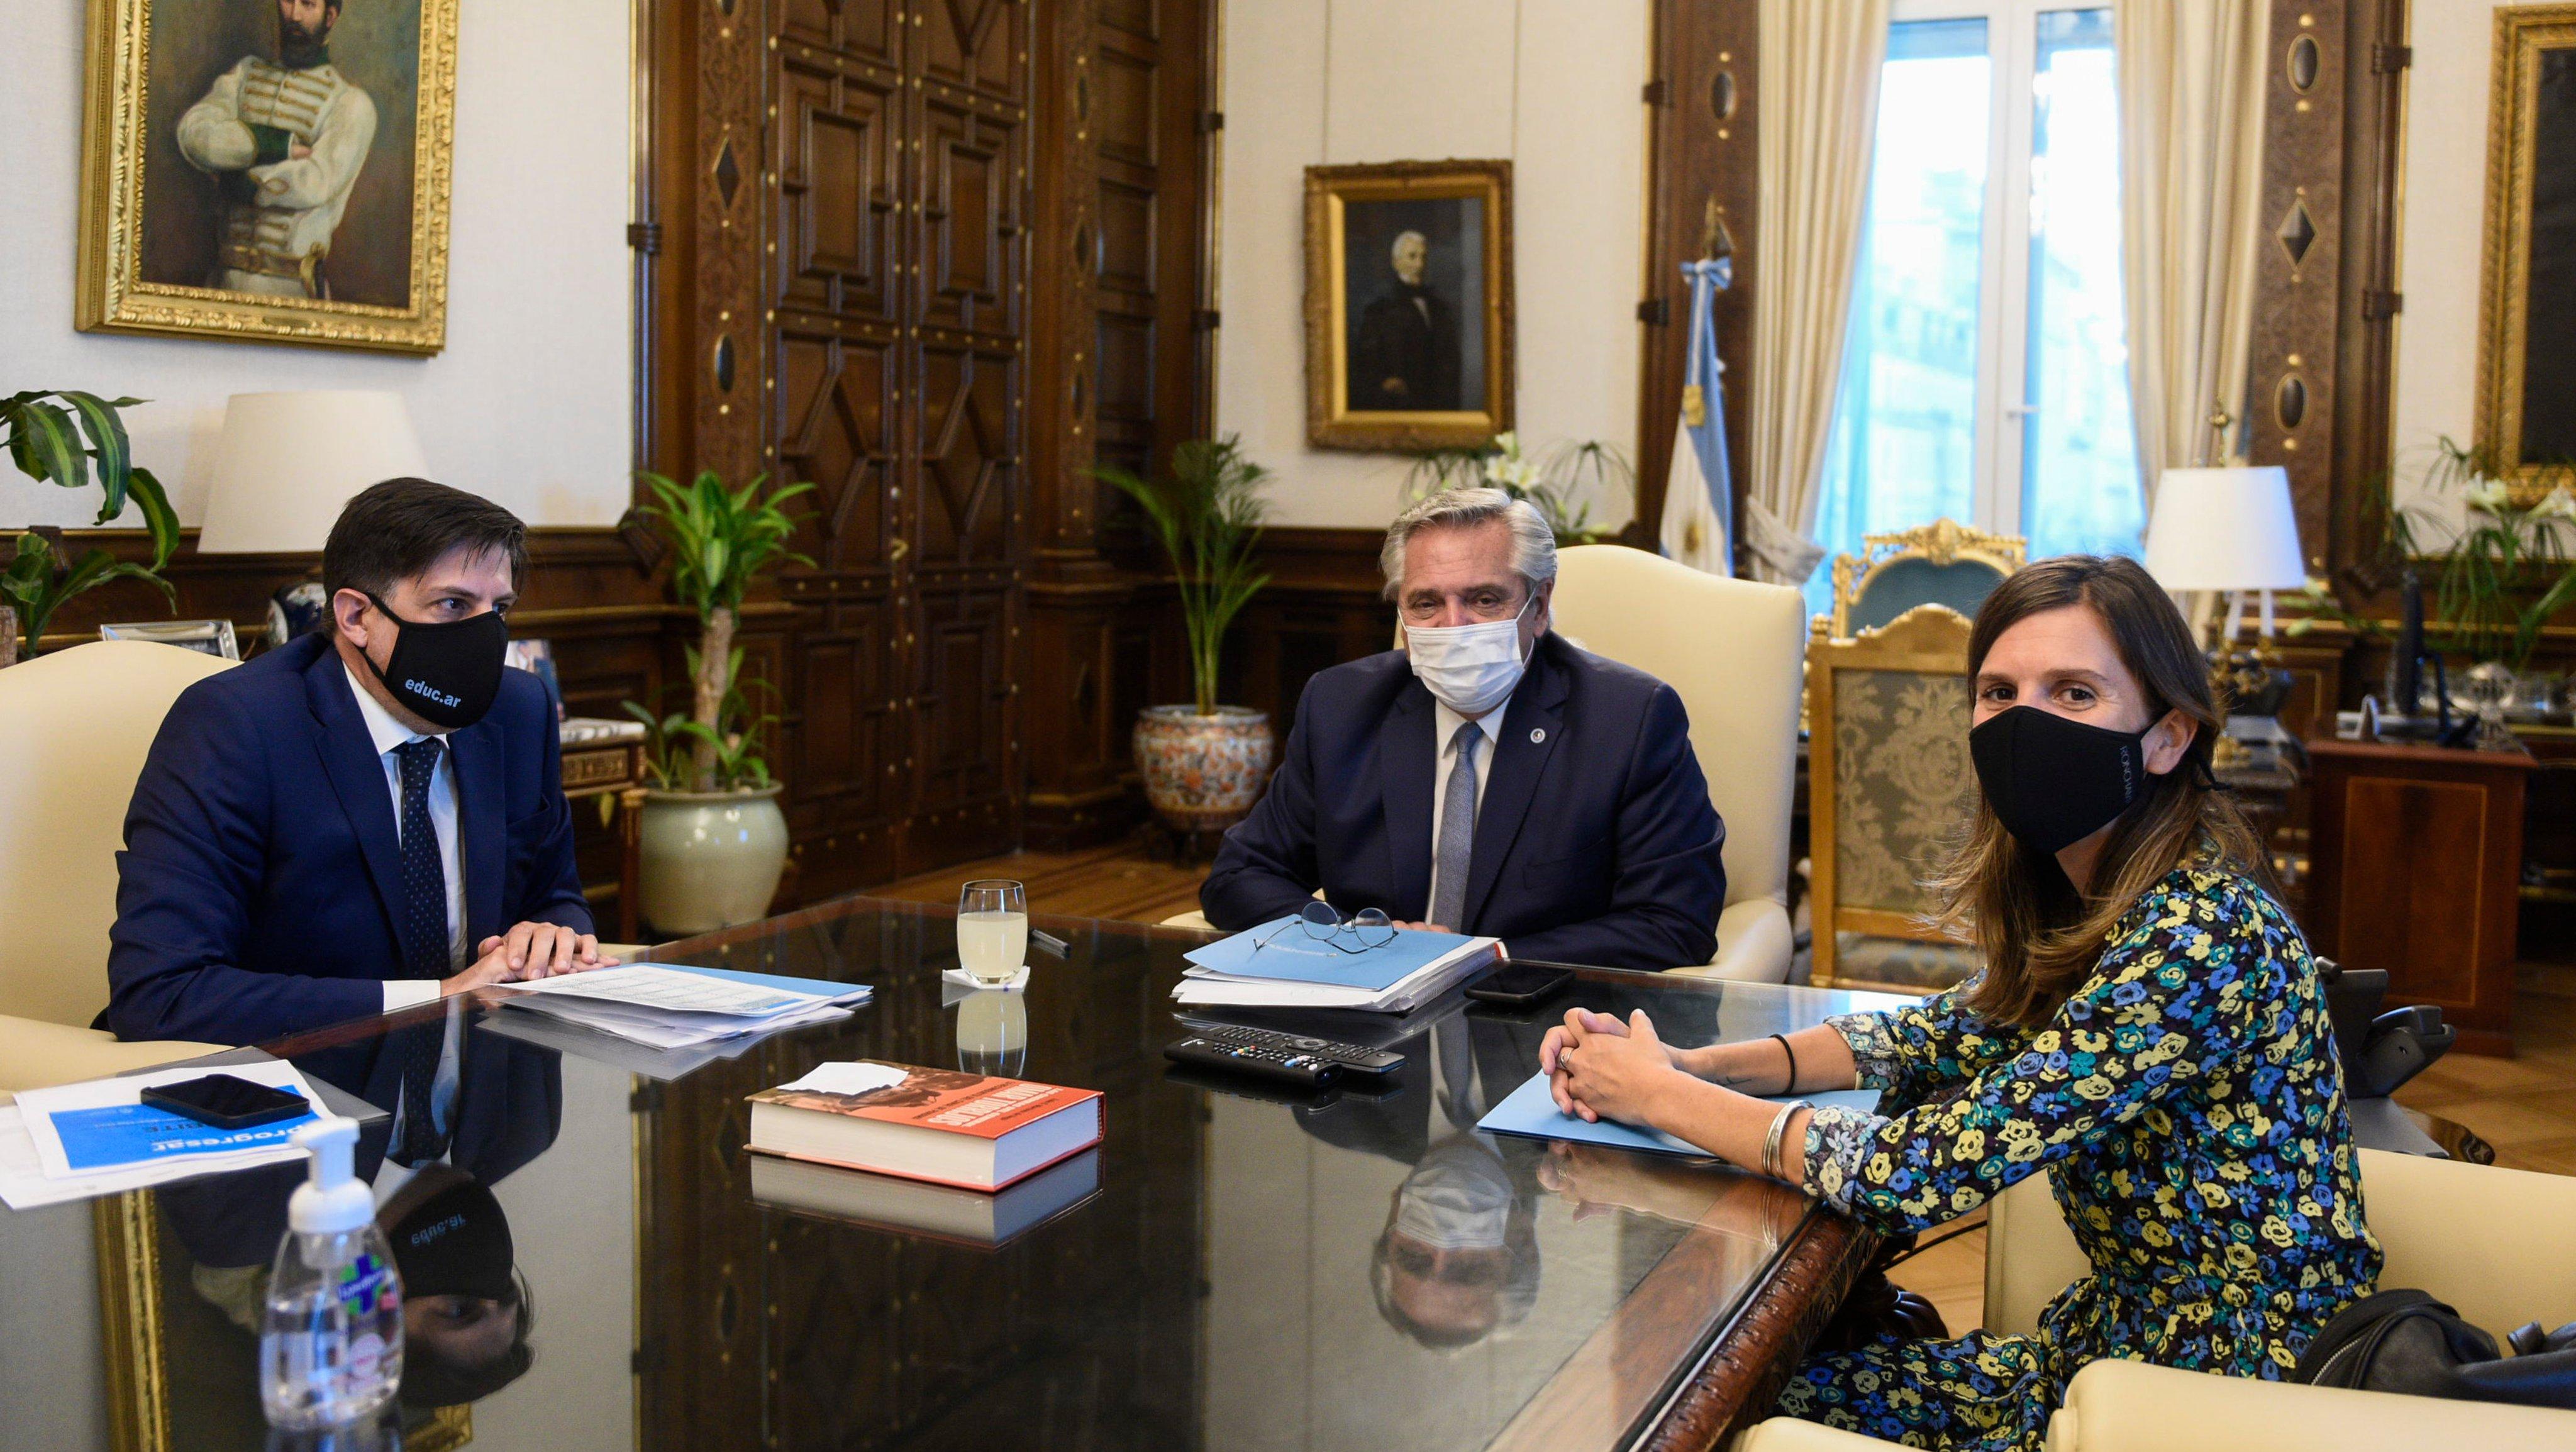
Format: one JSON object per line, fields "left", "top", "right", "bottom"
{"left": 1968, "top": 706, "right": 2157, "bottom": 856}
{"left": 362, "top": 593, "right": 509, "bottom": 730}
{"left": 390, "top": 1178, "right": 516, "bottom": 1302}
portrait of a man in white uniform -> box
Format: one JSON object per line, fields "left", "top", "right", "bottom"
{"left": 175, "top": 0, "right": 378, "bottom": 299}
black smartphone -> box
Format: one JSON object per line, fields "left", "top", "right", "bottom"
{"left": 140, "top": 1074, "right": 313, "bottom": 1131}
{"left": 1463, "top": 961, "right": 1577, "bottom": 1009}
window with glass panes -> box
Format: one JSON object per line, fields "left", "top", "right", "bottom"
{"left": 1804, "top": 1, "right": 2141, "bottom": 621}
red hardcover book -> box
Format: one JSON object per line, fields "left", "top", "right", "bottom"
{"left": 745, "top": 1063, "right": 1103, "bottom": 1192}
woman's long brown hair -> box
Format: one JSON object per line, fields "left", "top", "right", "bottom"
{"left": 1927, "top": 555, "right": 2273, "bottom": 1029}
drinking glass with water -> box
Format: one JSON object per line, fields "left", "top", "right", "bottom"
{"left": 957, "top": 879, "right": 1029, "bottom": 986}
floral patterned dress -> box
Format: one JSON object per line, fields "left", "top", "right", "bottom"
{"left": 1772, "top": 865, "right": 2380, "bottom": 1451}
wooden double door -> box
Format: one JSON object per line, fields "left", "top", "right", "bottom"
{"left": 650, "top": 0, "right": 1033, "bottom": 892}
{"left": 648, "top": 0, "right": 1216, "bottom": 891}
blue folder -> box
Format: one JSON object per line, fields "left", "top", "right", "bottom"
{"left": 1476, "top": 1069, "right": 1879, "bottom": 1158}
{"left": 649, "top": 962, "right": 873, "bottom": 1005}
{"left": 1180, "top": 917, "right": 1484, "bottom": 993}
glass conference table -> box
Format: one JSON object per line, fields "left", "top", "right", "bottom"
{"left": 0, "top": 898, "right": 1902, "bottom": 1452}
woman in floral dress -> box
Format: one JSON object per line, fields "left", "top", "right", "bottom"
{"left": 1541, "top": 555, "right": 2379, "bottom": 1451}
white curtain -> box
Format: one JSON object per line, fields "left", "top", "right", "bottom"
{"left": 2116, "top": 0, "right": 2271, "bottom": 496}
{"left": 1745, "top": 0, "right": 1892, "bottom": 586}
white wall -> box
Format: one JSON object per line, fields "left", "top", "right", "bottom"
{"left": 1216, "top": 0, "right": 1650, "bottom": 530}
{"left": 3, "top": 0, "right": 635, "bottom": 532}
{"left": 2389, "top": 0, "right": 2516, "bottom": 528}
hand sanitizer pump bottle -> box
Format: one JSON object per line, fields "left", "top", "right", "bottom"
{"left": 260, "top": 1117, "right": 404, "bottom": 1428}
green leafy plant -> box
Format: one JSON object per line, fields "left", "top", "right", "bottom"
{"left": 625, "top": 648, "right": 779, "bottom": 792}
{"left": 2, "top": 390, "right": 181, "bottom": 660}
{"left": 2292, "top": 437, "right": 2576, "bottom": 670}
{"left": 1095, "top": 436, "right": 1274, "bottom": 716}
{"left": 1399, "top": 431, "right": 1631, "bottom": 546}
{"left": 623, "top": 470, "right": 814, "bottom": 791}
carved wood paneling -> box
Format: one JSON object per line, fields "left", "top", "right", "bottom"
{"left": 1634, "top": 0, "right": 1758, "bottom": 560}
{"left": 651, "top": 0, "right": 1034, "bottom": 890}
{"left": 2246, "top": 0, "right": 2349, "bottom": 577}
{"left": 1022, "top": 0, "right": 1213, "bottom": 848}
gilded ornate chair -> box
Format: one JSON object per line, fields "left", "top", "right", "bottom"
{"left": 1825, "top": 518, "right": 2026, "bottom": 640}
{"left": 1805, "top": 604, "right": 1984, "bottom": 993}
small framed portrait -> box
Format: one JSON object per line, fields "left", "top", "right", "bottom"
{"left": 1304, "top": 160, "right": 1515, "bottom": 451}
{"left": 77, "top": 0, "right": 458, "bottom": 354}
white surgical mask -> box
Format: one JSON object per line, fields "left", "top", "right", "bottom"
{"left": 1392, "top": 1142, "right": 1516, "bottom": 1251}
{"left": 1404, "top": 593, "right": 1535, "bottom": 717}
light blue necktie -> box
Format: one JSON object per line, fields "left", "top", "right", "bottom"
{"left": 1431, "top": 722, "right": 1484, "bottom": 931}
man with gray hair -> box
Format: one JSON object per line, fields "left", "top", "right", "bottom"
{"left": 1201, "top": 489, "right": 1724, "bottom": 969}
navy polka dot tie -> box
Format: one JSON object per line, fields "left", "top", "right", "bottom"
{"left": 391, "top": 737, "right": 451, "bottom": 1164}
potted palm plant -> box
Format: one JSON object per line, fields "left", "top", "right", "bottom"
{"left": 623, "top": 469, "right": 814, "bottom": 934}
{"left": 1096, "top": 437, "right": 1277, "bottom": 840}
{"left": 3, "top": 389, "right": 180, "bottom": 665}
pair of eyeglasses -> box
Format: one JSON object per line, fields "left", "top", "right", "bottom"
{"left": 1250, "top": 901, "right": 1397, "bottom": 956}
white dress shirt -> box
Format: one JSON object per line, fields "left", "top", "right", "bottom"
{"left": 344, "top": 664, "right": 465, "bottom": 1010}
{"left": 1425, "top": 692, "right": 1509, "bottom": 924}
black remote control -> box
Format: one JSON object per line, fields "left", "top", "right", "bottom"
{"left": 1171, "top": 1021, "right": 1409, "bottom": 1078}
{"left": 1165, "top": 1033, "right": 1341, "bottom": 1089}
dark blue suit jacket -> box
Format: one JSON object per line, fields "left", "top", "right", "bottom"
{"left": 1200, "top": 633, "right": 1725, "bottom": 970}
{"left": 106, "top": 633, "right": 591, "bottom": 1045}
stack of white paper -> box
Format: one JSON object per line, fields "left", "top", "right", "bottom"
{"left": 494, "top": 963, "right": 871, "bottom": 1050}
{"left": 1173, "top": 919, "right": 1502, "bottom": 1012}
{"left": 1, "top": 1061, "right": 326, "bottom": 1211}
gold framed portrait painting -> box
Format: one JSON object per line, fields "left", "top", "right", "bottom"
{"left": 77, "top": 0, "right": 458, "bottom": 354}
{"left": 1304, "top": 160, "right": 1514, "bottom": 452}
{"left": 2475, "top": 4, "right": 2576, "bottom": 501}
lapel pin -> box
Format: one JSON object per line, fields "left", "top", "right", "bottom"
{"left": 1530, "top": 728, "right": 1546, "bottom": 745}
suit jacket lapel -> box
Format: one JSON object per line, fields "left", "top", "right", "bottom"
{"left": 448, "top": 720, "right": 506, "bottom": 948}
{"left": 1462, "top": 640, "right": 1570, "bottom": 931}
{"left": 1379, "top": 684, "right": 1436, "bottom": 921}
{"left": 305, "top": 646, "right": 411, "bottom": 946}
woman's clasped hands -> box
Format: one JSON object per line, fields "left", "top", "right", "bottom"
{"left": 1539, "top": 1006, "right": 1685, "bottom": 1126}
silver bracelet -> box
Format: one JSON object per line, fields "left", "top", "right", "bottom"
{"left": 1762, "top": 1099, "right": 1811, "bottom": 1181}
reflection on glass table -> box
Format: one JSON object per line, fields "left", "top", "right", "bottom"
{"left": 0, "top": 897, "right": 1913, "bottom": 1452}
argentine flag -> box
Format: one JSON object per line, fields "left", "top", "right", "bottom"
{"left": 1658, "top": 258, "right": 1735, "bottom": 575}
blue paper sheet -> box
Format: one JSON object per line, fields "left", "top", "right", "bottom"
{"left": 1475, "top": 1070, "right": 1879, "bottom": 1158}
{"left": 1181, "top": 917, "right": 1483, "bottom": 992}
{"left": 49, "top": 1100, "right": 319, "bottom": 1172}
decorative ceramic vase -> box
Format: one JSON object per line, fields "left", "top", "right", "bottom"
{"left": 636, "top": 785, "right": 790, "bottom": 935}
{"left": 1132, "top": 705, "right": 1274, "bottom": 834}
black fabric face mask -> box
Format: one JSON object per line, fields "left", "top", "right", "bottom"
{"left": 363, "top": 593, "right": 509, "bottom": 730}
{"left": 1968, "top": 705, "right": 2157, "bottom": 856}
{"left": 390, "top": 1178, "right": 516, "bottom": 1302}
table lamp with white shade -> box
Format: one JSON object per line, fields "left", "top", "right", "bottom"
{"left": 2143, "top": 465, "right": 2311, "bottom": 770}
{"left": 2142, "top": 465, "right": 2309, "bottom": 643}
{"left": 196, "top": 391, "right": 430, "bottom": 645}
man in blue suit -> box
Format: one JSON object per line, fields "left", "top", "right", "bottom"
{"left": 107, "top": 477, "right": 601, "bottom": 1049}
{"left": 1201, "top": 489, "right": 1724, "bottom": 970}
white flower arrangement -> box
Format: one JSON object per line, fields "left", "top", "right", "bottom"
{"left": 2463, "top": 477, "right": 2516, "bottom": 514}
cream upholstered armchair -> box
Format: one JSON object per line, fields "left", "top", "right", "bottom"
{"left": 1547, "top": 545, "right": 1804, "bottom": 981}
{"left": 1163, "top": 545, "right": 1806, "bottom": 980}
{"left": 0, "top": 642, "right": 231, "bottom": 1096}
{"left": 1734, "top": 1148, "right": 2576, "bottom": 1449}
